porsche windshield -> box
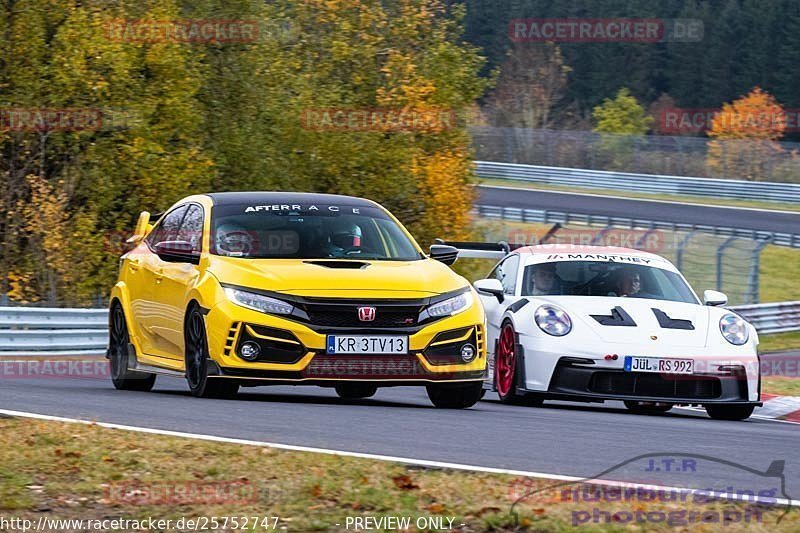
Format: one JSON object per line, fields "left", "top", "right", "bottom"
{"left": 210, "top": 204, "right": 423, "bottom": 260}
{"left": 520, "top": 261, "right": 698, "bottom": 304}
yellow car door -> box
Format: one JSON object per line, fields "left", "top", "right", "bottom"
{"left": 146, "top": 203, "right": 204, "bottom": 362}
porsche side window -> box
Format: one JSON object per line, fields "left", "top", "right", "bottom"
{"left": 490, "top": 255, "right": 519, "bottom": 295}
{"left": 501, "top": 255, "right": 520, "bottom": 294}
{"left": 146, "top": 205, "right": 188, "bottom": 248}
{"left": 179, "top": 204, "right": 204, "bottom": 254}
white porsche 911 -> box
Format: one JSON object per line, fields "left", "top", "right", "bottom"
{"left": 452, "top": 242, "right": 761, "bottom": 421}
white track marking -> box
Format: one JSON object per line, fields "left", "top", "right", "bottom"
{"left": 0, "top": 408, "right": 794, "bottom": 508}
{"left": 477, "top": 184, "right": 800, "bottom": 215}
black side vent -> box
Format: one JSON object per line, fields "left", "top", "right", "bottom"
{"left": 303, "top": 260, "right": 369, "bottom": 269}
{"left": 652, "top": 308, "right": 694, "bottom": 330}
{"left": 590, "top": 306, "right": 637, "bottom": 327}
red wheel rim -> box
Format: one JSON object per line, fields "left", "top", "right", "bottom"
{"left": 496, "top": 324, "right": 516, "bottom": 397}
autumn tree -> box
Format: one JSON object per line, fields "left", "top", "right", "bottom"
{"left": 706, "top": 87, "right": 786, "bottom": 181}
{"left": 0, "top": 0, "right": 489, "bottom": 304}
{"left": 592, "top": 88, "right": 652, "bottom": 170}
{"left": 485, "top": 42, "right": 570, "bottom": 130}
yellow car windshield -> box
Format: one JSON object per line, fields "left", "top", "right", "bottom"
{"left": 210, "top": 203, "right": 423, "bottom": 261}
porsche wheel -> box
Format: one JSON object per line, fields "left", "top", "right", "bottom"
{"left": 624, "top": 401, "right": 673, "bottom": 415}
{"left": 185, "top": 306, "right": 239, "bottom": 399}
{"left": 108, "top": 302, "right": 156, "bottom": 392}
{"left": 335, "top": 383, "right": 378, "bottom": 399}
{"left": 705, "top": 404, "right": 755, "bottom": 421}
{"left": 426, "top": 381, "right": 483, "bottom": 409}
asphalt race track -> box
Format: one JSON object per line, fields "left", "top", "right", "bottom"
{"left": 476, "top": 185, "right": 800, "bottom": 236}
{"left": 1, "top": 376, "right": 797, "bottom": 501}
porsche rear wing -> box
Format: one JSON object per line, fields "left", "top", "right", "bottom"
{"left": 435, "top": 239, "right": 523, "bottom": 260}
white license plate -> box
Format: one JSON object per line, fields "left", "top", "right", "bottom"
{"left": 326, "top": 335, "right": 408, "bottom": 355}
{"left": 624, "top": 356, "right": 694, "bottom": 374}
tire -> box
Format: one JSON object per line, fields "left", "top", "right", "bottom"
{"left": 335, "top": 383, "right": 378, "bottom": 399}
{"left": 495, "top": 321, "right": 528, "bottom": 405}
{"left": 705, "top": 404, "right": 755, "bottom": 421}
{"left": 426, "top": 381, "right": 484, "bottom": 409}
{"left": 108, "top": 302, "right": 156, "bottom": 392}
{"left": 624, "top": 401, "right": 673, "bottom": 414}
{"left": 185, "top": 305, "right": 239, "bottom": 399}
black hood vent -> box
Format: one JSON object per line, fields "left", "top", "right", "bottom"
{"left": 303, "top": 260, "right": 369, "bottom": 269}
{"left": 590, "top": 306, "right": 637, "bottom": 327}
{"left": 652, "top": 308, "right": 694, "bottom": 330}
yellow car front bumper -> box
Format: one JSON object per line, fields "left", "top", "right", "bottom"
{"left": 203, "top": 297, "right": 487, "bottom": 383}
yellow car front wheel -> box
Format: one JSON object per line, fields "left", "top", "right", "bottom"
{"left": 185, "top": 305, "right": 240, "bottom": 399}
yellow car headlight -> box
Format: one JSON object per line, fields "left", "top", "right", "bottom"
{"left": 224, "top": 287, "right": 294, "bottom": 316}
{"left": 427, "top": 290, "right": 473, "bottom": 318}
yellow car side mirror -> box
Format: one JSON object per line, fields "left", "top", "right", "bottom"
{"left": 126, "top": 211, "right": 151, "bottom": 244}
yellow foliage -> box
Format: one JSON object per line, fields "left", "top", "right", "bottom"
{"left": 410, "top": 149, "right": 475, "bottom": 244}
{"left": 707, "top": 87, "right": 786, "bottom": 141}
{"left": 6, "top": 271, "right": 39, "bottom": 304}
{"left": 707, "top": 88, "right": 786, "bottom": 181}
{"left": 17, "top": 174, "right": 72, "bottom": 301}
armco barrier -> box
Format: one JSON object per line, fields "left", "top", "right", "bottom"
{"left": 0, "top": 307, "right": 107, "bottom": 356}
{"left": 473, "top": 204, "right": 800, "bottom": 248}
{"left": 0, "top": 301, "right": 798, "bottom": 357}
{"left": 730, "top": 301, "right": 800, "bottom": 335}
{"left": 475, "top": 160, "right": 800, "bottom": 205}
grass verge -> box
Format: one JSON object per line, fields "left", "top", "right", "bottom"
{"left": 0, "top": 417, "right": 796, "bottom": 532}
{"left": 479, "top": 178, "right": 800, "bottom": 213}
{"left": 759, "top": 332, "right": 800, "bottom": 354}
{"left": 761, "top": 377, "right": 800, "bottom": 397}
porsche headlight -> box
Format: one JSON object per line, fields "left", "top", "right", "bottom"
{"left": 428, "top": 291, "right": 473, "bottom": 318}
{"left": 224, "top": 288, "right": 294, "bottom": 316}
{"left": 534, "top": 305, "right": 572, "bottom": 336}
{"left": 719, "top": 313, "right": 749, "bottom": 345}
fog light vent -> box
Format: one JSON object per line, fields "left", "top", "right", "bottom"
{"left": 461, "top": 344, "right": 476, "bottom": 362}
{"left": 240, "top": 341, "right": 261, "bottom": 361}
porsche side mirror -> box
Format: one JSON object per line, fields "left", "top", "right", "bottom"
{"left": 154, "top": 240, "right": 199, "bottom": 265}
{"left": 703, "top": 289, "right": 728, "bottom": 306}
{"left": 429, "top": 244, "right": 458, "bottom": 265}
{"left": 474, "top": 278, "right": 504, "bottom": 303}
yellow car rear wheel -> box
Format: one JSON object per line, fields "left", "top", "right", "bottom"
{"left": 109, "top": 302, "right": 156, "bottom": 392}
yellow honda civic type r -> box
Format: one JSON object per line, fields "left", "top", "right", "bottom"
{"left": 108, "top": 192, "right": 486, "bottom": 408}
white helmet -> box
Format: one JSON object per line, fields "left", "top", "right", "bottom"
{"left": 215, "top": 223, "right": 255, "bottom": 256}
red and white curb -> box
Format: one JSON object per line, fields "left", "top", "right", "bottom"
{"left": 754, "top": 393, "right": 800, "bottom": 422}
{"left": 676, "top": 393, "right": 800, "bottom": 424}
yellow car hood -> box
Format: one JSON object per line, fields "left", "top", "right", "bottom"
{"left": 209, "top": 257, "right": 468, "bottom": 299}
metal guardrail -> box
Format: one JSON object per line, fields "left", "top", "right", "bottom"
{"left": 730, "top": 301, "right": 800, "bottom": 335}
{"left": 0, "top": 307, "right": 107, "bottom": 356}
{"left": 475, "top": 160, "right": 800, "bottom": 205}
{"left": 1, "top": 299, "right": 798, "bottom": 358}
{"left": 474, "top": 204, "right": 800, "bottom": 248}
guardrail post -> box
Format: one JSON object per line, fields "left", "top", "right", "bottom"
{"left": 745, "top": 238, "right": 772, "bottom": 304}
{"left": 591, "top": 224, "right": 613, "bottom": 245}
{"left": 675, "top": 230, "right": 697, "bottom": 271}
{"left": 716, "top": 236, "right": 739, "bottom": 293}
